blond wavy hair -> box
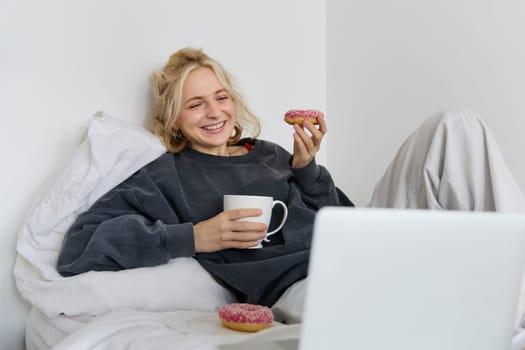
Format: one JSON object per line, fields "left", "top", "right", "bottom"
{"left": 149, "top": 47, "right": 261, "bottom": 153}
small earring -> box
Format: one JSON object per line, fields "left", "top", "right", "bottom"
{"left": 174, "top": 129, "right": 184, "bottom": 141}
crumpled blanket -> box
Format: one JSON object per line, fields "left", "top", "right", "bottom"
{"left": 26, "top": 307, "right": 300, "bottom": 350}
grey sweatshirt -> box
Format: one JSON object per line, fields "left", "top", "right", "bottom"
{"left": 57, "top": 139, "right": 353, "bottom": 306}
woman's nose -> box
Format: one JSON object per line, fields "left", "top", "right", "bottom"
{"left": 206, "top": 101, "right": 220, "bottom": 117}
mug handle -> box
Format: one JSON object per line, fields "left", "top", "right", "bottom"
{"left": 264, "top": 200, "right": 288, "bottom": 241}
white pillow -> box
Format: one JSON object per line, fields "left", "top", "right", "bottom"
{"left": 14, "top": 111, "right": 235, "bottom": 317}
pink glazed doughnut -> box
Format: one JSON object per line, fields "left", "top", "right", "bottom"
{"left": 218, "top": 303, "right": 273, "bottom": 332}
{"left": 284, "top": 109, "right": 323, "bottom": 125}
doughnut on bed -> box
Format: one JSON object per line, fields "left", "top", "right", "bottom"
{"left": 219, "top": 303, "right": 274, "bottom": 332}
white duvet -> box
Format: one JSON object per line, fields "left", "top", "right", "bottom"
{"left": 26, "top": 307, "right": 300, "bottom": 350}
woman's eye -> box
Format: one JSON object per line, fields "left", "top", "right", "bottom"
{"left": 217, "top": 95, "right": 228, "bottom": 102}
{"left": 188, "top": 103, "right": 201, "bottom": 109}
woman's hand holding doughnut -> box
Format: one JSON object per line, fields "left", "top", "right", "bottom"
{"left": 284, "top": 110, "right": 327, "bottom": 169}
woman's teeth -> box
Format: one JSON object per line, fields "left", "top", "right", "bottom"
{"left": 203, "top": 121, "right": 225, "bottom": 130}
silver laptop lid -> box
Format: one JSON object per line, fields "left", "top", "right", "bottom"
{"left": 301, "top": 208, "right": 525, "bottom": 350}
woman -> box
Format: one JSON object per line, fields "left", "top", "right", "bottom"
{"left": 58, "top": 47, "right": 525, "bottom": 316}
{"left": 57, "top": 47, "right": 352, "bottom": 307}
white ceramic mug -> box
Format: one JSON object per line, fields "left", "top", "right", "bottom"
{"left": 223, "top": 194, "right": 288, "bottom": 248}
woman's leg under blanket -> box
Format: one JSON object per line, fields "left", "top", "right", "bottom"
{"left": 271, "top": 279, "right": 307, "bottom": 324}
{"left": 368, "top": 109, "right": 525, "bottom": 212}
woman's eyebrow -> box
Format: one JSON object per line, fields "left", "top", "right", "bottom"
{"left": 184, "top": 96, "right": 203, "bottom": 104}
{"left": 184, "top": 89, "right": 228, "bottom": 104}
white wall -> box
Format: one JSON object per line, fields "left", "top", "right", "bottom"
{"left": 0, "top": 1, "right": 325, "bottom": 349}
{"left": 327, "top": 0, "right": 525, "bottom": 206}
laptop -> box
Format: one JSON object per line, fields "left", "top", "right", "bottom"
{"left": 300, "top": 207, "right": 525, "bottom": 350}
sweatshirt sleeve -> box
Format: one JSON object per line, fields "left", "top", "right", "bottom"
{"left": 56, "top": 168, "right": 195, "bottom": 277}
{"left": 292, "top": 158, "right": 353, "bottom": 209}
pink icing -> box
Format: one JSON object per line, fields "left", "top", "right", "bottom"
{"left": 218, "top": 303, "right": 273, "bottom": 324}
{"left": 284, "top": 109, "right": 323, "bottom": 119}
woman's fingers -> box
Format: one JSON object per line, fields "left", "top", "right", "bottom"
{"left": 194, "top": 209, "right": 267, "bottom": 253}
{"left": 295, "top": 119, "right": 326, "bottom": 150}
{"left": 303, "top": 117, "right": 326, "bottom": 146}
{"left": 317, "top": 115, "right": 327, "bottom": 134}
{"left": 220, "top": 228, "right": 266, "bottom": 249}
{"left": 223, "top": 239, "right": 261, "bottom": 249}
{"left": 293, "top": 129, "right": 309, "bottom": 153}
{"left": 294, "top": 124, "right": 315, "bottom": 150}
{"left": 226, "top": 208, "right": 262, "bottom": 221}
{"left": 292, "top": 117, "right": 328, "bottom": 168}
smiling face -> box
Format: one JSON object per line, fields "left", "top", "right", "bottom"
{"left": 176, "top": 67, "right": 236, "bottom": 155}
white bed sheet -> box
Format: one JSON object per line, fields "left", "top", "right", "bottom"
{"left": 26, "top": 307, "right": 301, "bottom": 350}
{"left": 26, "top": 306, "right": 525, "bottom": 350}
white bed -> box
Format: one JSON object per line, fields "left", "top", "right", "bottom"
{"left": 25, "top": 307, "right": 301, "bottom": 350}
{"left": 14, "top": 112, "right": 305, "bottom": 350}
{"left": 13, "top": 111, "right": 525, "bottom": 350}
